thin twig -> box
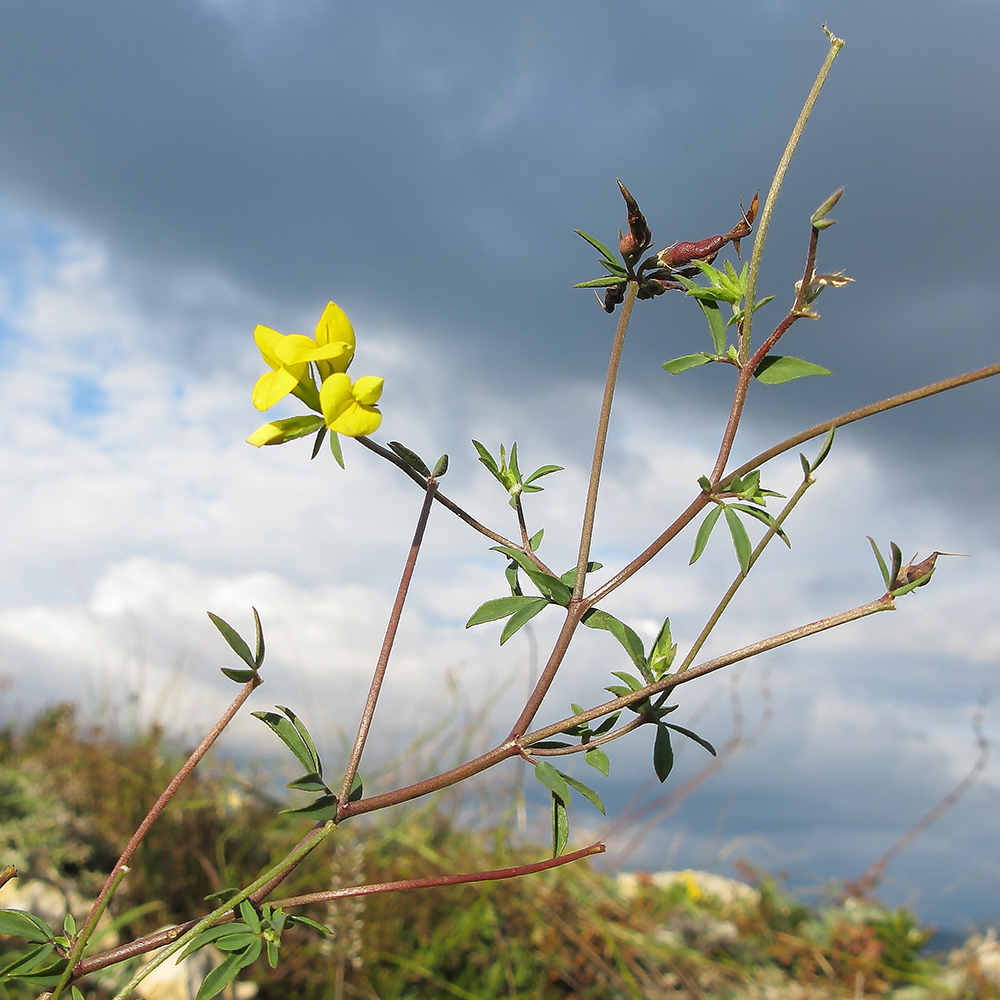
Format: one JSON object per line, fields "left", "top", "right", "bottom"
{"left": 740, "top": 25, "right": 844, "bottom": 362}
{"left": 337, "top": 478, "right": 439, "bottom": 808}
{"left": 54, "top": 673, "right": 262, "bottom": 1000}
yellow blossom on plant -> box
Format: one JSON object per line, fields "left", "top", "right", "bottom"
{"left": 251, "top": 301, "right": 356, "bottom": 412}
{"left": 320, "top": 373, "right": 384, "bottom": 437}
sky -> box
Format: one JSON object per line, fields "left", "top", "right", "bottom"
{"left": 1, "top": 1, "right": 999, "bottom": 931}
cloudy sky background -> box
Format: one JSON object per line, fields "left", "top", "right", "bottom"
{"left": 1, "top": 1, "right": 999, "bottom": 930}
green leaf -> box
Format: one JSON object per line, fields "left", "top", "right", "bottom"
{"left": 348, "top": 773, "right": 363, "bottom": 802}
{"left": 724, "top": 506, "right": 753, "bottom": 574}
{"left": 647, "top": 617, "right": 678, "bottom": 680}
{"left": 573, "top": 275, "right": 629, "bottom": 288}
{"left": 867, "top": 536, "right": 892, "bottom": 590}
{"left": 266, "top": 936, "right": 280, "bottom": 968}
{"left": 72, "top": 987, "right": 87, "bottom": 1000}
{"left": 239, "top": 900, "right": 261, "bottom": 934}
{"left": 328, "top": 429, "right": 345, "bottom": 469}
{"left": 534, "top": 760, "right": 570, "bottom": 804}
{"left": 491, "top": 546, "right": 572, "bottom": 605}
{"left": 529, "top": 529, "right": 544, "bottom": 551}
{"left": 665, "top": 723, "right": 717, "bottom": 756}
{"left": 499, "top": 597, "right": 549, "bottom": 644}
{"left": 662, "top": 353, "right": 713, "bottom": 375}
{"left": 220, "top": 666, "right": 258, "bottom": 684}
{"left": 275, "top": 705, "right": 321, "bottom": 776}
{"left": 698, "top": 300, "right": 727, "bottom": 355}
{"left": 287, "top": 772, "right": 328, "bottom": 792}
{"left": 810, "top": 425, "right": 836, "bottom": 472}
{"left": 216, "top": 933, "right": 259, "bottom": 951}
{"left": 559, "top": 562, "right": 602, "bottom": 589}
{"left": 523, "top": 464, "right": 564, "bottom": 485}
{"left": 727, "top": 504, "right": 790, "bottom": 548}
{"left": 177, "top": 923, "right": 253, "bottom": 961}
{"left": 574, "top": 229, "right": 620, "bottom": 264}
{"left": 0, "top": 910, "right": 53, "bottom": 943}
{"left": 599, "top": 258, "right": 628, "bottom": 277}
{"left": 280, "top": 793, "right": 339, "bottom": 821}
{"left": 653, "top": 725, "right": 674, "bottom": 782}
{"left": 207, "top": 613, "right": 256, "bottom": 670}
{"left": 585, "top": 746, "right": 610, "bottom": 776}
{"left": 195, "top": 952, "right": 242, "bottom": 1000}
{"left": 387, "top": 441, "right": 431, "bottom": 477}
{"left": 551, "top": 793, "right": 569, "bottom": 858}
{"left": 432, "top": 453, "right": 449, "bottom": 478}
{"left": 250, "top": 415, "right": 325, "bottom": 446}
{"left": 0, "top": 941, "right": 58, "bottom": 978}
{"left": 466, "top": 595, "right": 541, "bottom": 628}
{"left": 251, "top": 607, "right": 265, "bottom": 668}
{"left": 581, "top": 608, "right": 646, "bottom": 672}
{"left": 610, "top": 670, "right": 644, "bottom": 691}
{"left": 471, "top": 440, "right": 500, "bottom": 478}
{"left": 251, "top": 709, "right": 318, "bottom": 776}
{"left": 288, "top": 914, "right": 334, "bottom": 937}
{"left": 563, "top": 774, "right": 605, "bottom": 815}
{"left": 310, "top": 423, "right": 328, "bottom": 460}
{"left": 727, "top": 295, "right": 776, "bottom": 327}
{"left": 754, "top": 355, "right": 831, "bottom": 384}
{"left": 690, "top": 505, "right": 723, "bottom": 564}
{"left": 591, "top": 712, "right": 620, "bottom": 737}
{"left": 889, "top": 542, "right": 903, "bottom": 590}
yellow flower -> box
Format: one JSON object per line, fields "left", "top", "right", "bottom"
{"left": 320, "top": 373, "right": 384, "bottom": 437}
{"left": 252, "top": 301, "right": 356, "bottom": 411}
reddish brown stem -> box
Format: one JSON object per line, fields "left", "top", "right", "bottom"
{"left": 337, "top": 478, "right": 439, "bottom": 808}
{"left": 72, "top": 844, "right": 605, "bottom": 979}
{"left": 75, "top": 674, "right": 262, "bottom": 964}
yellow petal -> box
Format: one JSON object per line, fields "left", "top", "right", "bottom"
{"left": 253, "top": 325, "right": 285, "bottom": 370}
{"left": 320, "top": 372, "right": 382, "bottom": 437}
{"left": 252, "top": 366, "right": 305, "bottom": 411}
{"left": 352, "top": 375, "right": 384, "bottom": 406}
{"left": 319, "top": 372, "right": 353, "bottom": 424}
{"left": 329, "top": 402, "right": 382, "bottom": 437}
{"left": 246, "top": 422, "right": 285, "bottom": 447}
{"left": 314, "top": 302, "right": 356, "bottom": 356}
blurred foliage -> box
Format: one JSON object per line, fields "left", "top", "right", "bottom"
{"left": 1, "top": 706, "right": 998, "bottom": 999}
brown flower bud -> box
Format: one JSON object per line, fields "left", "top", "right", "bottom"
{"left": 616, "top": 179, "right": 651, "bottom": 263}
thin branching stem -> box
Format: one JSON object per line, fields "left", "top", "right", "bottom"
{"left": 270, "top": 842, "right": 606, "bottom": 908}
{"left": 338, "top": 594, "right": 892, "bottom": 821}
{"left": 57, "top": 673, "right": 263, "bottom": 999}
{"left": 677, "top": 472, "right": 814, "bottom": 675}
{"left": 72, "top": 842, "right": 605, "bottom": 979}
{"left": 356, "top": 436, "right": 515, "bottom": 548}
{"left": 338, "top": 478, "right": 439, "bottom": 807}
{"left": 740, "top": 25, "right": 844, "bottom": 362}
{"left": 108, "top": 822, "right": 337, "bottom": 1000}
{"left": 732, "top": 363, "right": 1000, "bottom": 480}
{"left": 574, "top": 281, "right": 638, "bottom": 600}
{"left": 525, "top": 595, "right": 893, "bottom": 747}
{"left": 587, "top": 363, "right": 1000, "bottom": 607}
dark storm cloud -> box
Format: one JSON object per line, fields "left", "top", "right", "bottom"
{"left": 0, "top": 1, "right": 997, "bottom": 459}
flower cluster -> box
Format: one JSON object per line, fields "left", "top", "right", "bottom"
{"left": 247, "top": 301, "right": 384, "bottom": 449}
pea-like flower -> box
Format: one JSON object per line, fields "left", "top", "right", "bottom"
{"left": 320, "top": 373, "right": 384, "bottom": 437}
{"left": 252, "top": 301, "right": 356, "bottom": 411}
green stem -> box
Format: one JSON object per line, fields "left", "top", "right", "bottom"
{"left": 740, "top": 25, "right": 844, "bottom": 362}
{"left": 676, "top": 472, "right": 814, "bottom": 674}
{"left": 109, "top": 822, "right": 336, "bottom": 1000}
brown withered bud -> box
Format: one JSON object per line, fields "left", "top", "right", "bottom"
{"left": 616, "top": 179, "right": 652, "bottom": 263}
{"left": 656, "top": 191, "right": 760, "bottom": 273}
{"left": 637, "top": 278, "right": 668, "bottom": 300}
{"left": 891, "top": 551, "right": 965, "bottom": 591}
{"left": 602, "top": 282, "right": 626, "bottom": 313}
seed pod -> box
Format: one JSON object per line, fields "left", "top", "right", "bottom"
{"left": 616, "top": 179, "right": 652, "bottom": 263}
